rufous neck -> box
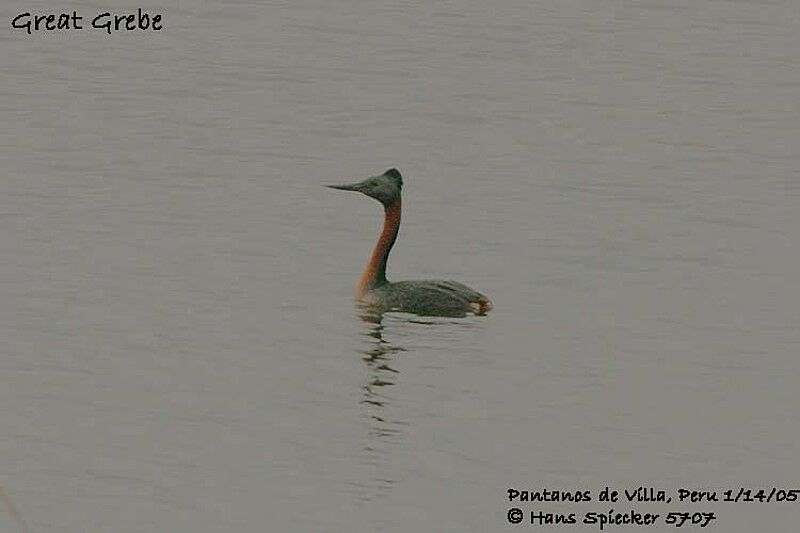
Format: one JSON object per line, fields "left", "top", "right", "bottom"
{"left": 356, "top": 198, "right": 401, "bottom": 298}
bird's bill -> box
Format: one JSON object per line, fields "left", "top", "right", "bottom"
{"left": 325, "top": 179, "right": 369, "bottom": 192}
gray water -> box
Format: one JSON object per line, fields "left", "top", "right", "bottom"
{"left": 2, "top": 1, "right": 799, "bottom": 532}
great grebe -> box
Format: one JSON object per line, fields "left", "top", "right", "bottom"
{"left": 327, "top": 168, "right": 492, "bottom": 317}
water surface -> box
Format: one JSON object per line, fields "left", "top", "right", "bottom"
{"left": 1, "top": 1, "right": 799, "bottom": 531}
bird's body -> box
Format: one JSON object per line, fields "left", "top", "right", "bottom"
{"left": 328, "top": 169, "right": 492, "bottom": 317}
{"left": 363, "top": 279, "right": 493, "bottom": 317}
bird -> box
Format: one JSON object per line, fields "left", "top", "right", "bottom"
{"left": 327, "top": 168, "right": 492, "bottom": 317}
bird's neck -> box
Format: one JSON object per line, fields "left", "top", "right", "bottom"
{"left": 357, "top": 197, "right": 401, "bottom": 298}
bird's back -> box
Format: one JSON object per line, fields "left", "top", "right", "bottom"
{"left": 365, "top": 279, "right": 492, "bottom": 317}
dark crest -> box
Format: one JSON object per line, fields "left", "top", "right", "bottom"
{"left": 383, "top": 168, "right": 403, "bottom": 189}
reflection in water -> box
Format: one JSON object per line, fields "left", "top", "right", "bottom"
{"left": 352, "top": 307, "right": 486, "bottom": 503}
{"left": 354, "top": 308, "right": 407, "bottom": 501}
{"left": 360, "top": 310, "right": 403, "bottom": 410}
{"left": 0, "top": 480, "right": 32, "bottom": 533}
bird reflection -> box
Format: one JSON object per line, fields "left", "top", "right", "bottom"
{"left": 354, "top": 307, "right": 408, "bottom": 500}
{"left": 351, "top": 307, "right": 484, "bottom": 503}
{"left": 360, "top": 309, "right": 402, "bottom": 407}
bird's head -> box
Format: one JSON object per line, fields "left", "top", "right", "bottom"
{"left": 327, "top": 168, "right": 402, "bottom": 206}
